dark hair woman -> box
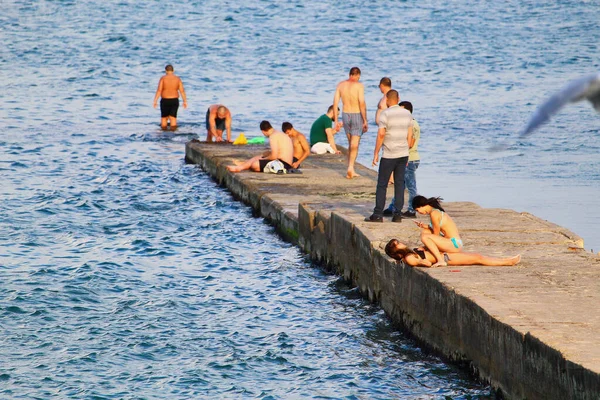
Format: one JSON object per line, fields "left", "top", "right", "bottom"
{"left": 385, "top": 239, "right": 521, "bottom": 267}
{"left": 411, "top": 195, "right": 462, "bottom": 267}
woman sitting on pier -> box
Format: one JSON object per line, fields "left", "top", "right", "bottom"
{"left": 411, "top": 195, "right": 464, "bottom": 267}
{"left": 385, "top": 239, "right": 521, "bottom": 267}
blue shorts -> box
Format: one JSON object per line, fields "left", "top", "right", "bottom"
{"left": 342, "top": 112, "right": 363, "bottom": 137}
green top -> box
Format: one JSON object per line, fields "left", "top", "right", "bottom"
{"left": 409, "top": 119, "right": 421, "bottom": 161}
{"left": 310, "top": 114, "right": 332, "bottom": 146}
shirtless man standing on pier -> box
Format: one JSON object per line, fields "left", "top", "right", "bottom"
{"left": 333, "top": 67, "right": 368, "bottom": 179}
{"left": 153, "top": 64, "right": 187, "bottom": 130}
{"left": 375, "top": 77, "right": 392, "bottom": 125}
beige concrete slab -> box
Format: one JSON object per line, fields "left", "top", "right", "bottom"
{"left": 185, "top": 140, "right": 600, "bottom": 399}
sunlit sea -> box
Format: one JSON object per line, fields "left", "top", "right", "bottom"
{"left": 2, "top": 0, "right": 599, "bottom": 398}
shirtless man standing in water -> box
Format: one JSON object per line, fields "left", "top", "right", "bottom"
{"left": 153, "top": 64, "right": 187, "bottom": 129}
{"left": 333, "top": 67, "right": 368, "bottom": 179}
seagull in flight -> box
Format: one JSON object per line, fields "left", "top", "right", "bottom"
{"left": 491, "top": 72, "right": 600, "bottom": 150}
{"left": 520, "top": 72, "right": 600, "bottom": 137}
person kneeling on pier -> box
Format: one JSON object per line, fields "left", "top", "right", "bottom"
{"left": 227, "top": 120, "right": 295, "bottom": 173}
{"left": 385, "top": 239, "right": 521, "bottom": 267}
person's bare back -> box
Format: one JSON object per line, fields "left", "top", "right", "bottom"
{"left": 226, "top": 123, "right": 294, "bottom": 173}
{"left": 269, "top": 131, "right": 294, "bottom": 165}
{"left": 159, "top": 74, "right": 183, "bottom": 99}
{"left": 336, "top": 80, "right": 365, "bottom": 114}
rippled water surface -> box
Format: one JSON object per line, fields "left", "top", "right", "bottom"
{"left": 1, "top": 0, "right": 599, "bottom": 398}
{"left": 1, "top": 132, "right": 489, "bottom": 399}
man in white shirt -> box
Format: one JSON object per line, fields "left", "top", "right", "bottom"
{"left": 365, "top": 89, "right": 414, "bottom": 222}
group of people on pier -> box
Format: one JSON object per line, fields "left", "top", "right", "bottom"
{"left": 154, "top": 65, "right": 520, "bottom": 268}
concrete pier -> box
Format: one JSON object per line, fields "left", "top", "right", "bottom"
{"left": 185, "top": 140, "right": 600, "bottom": 400}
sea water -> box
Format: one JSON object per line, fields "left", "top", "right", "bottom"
{"left": 1, "top": 0, "right": 599, "bottom": 398}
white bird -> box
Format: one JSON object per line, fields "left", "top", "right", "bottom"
{"left": 519, "top": 72, "right": 600, "bottom": 137}
{"left": 491, "top": 72, "right": 600, "bottom": 151}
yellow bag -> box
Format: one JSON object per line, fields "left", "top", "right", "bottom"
{"left": 233, "top": 133, "right": 247, "bottom": 145}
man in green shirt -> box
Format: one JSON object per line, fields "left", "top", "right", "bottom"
{"left": 309, "top": 105, "right": 342, "bottom": 154}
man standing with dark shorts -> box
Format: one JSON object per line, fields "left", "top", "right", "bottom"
{"left": 153, "top": 64, "right": 187, "bottom": 130}
{"left": 333, "top": 67, "right": 368, "bottom": 179}
{"left": 205, "top": 104, "right": 232, "bottom": 142}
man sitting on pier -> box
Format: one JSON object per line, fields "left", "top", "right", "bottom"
{"left": 310, "top": 105, "right": 343, "bottom": 154}
{"left": 282, "top": 122, "right": 310, "bottom": 169}
{"left": 227, "top": 120, "right": 294, "bottom": 173}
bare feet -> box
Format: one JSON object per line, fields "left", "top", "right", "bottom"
{"left": 510, "top": 255, "right": 521, "bottom": 266}
{"left": 431, "top": 261, "right": 447, "bottom": 268}
{"left": 346, "top": 170, "right": 361, "bottom": 179}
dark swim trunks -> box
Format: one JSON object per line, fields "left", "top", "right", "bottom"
{"left": 258, "top": 158, "right": 293, "bottom": 172}
{"left": 205, "top": 108, "right": 226, "bottom": 131}
{"left": 160, "top": 98, "right": 179, "bottom": 118}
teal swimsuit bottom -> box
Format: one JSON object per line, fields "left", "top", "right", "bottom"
{"left": 429, "top": 211, "right": 463, "bottom": 248}
{"left": 451, "top": 237, "right": 463, "bottom": 248}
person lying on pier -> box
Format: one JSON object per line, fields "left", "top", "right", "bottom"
{"left": 227, "top": 120, "right": 294, "bottom": 173}
{"left": 385, "top": 239, "right": 521, "bottom": 267}
{"left": 412, "top": 195, "right": 463, "bottom": 267}
{"left": 282, "top": 122, "right": 310, "bottom": 169}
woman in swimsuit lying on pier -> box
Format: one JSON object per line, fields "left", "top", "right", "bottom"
{"left": 412, "top": 195, "right": 465, "bottom": 267}
{"left": 385, "top": 239, "right": 521, "bottom": 267}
